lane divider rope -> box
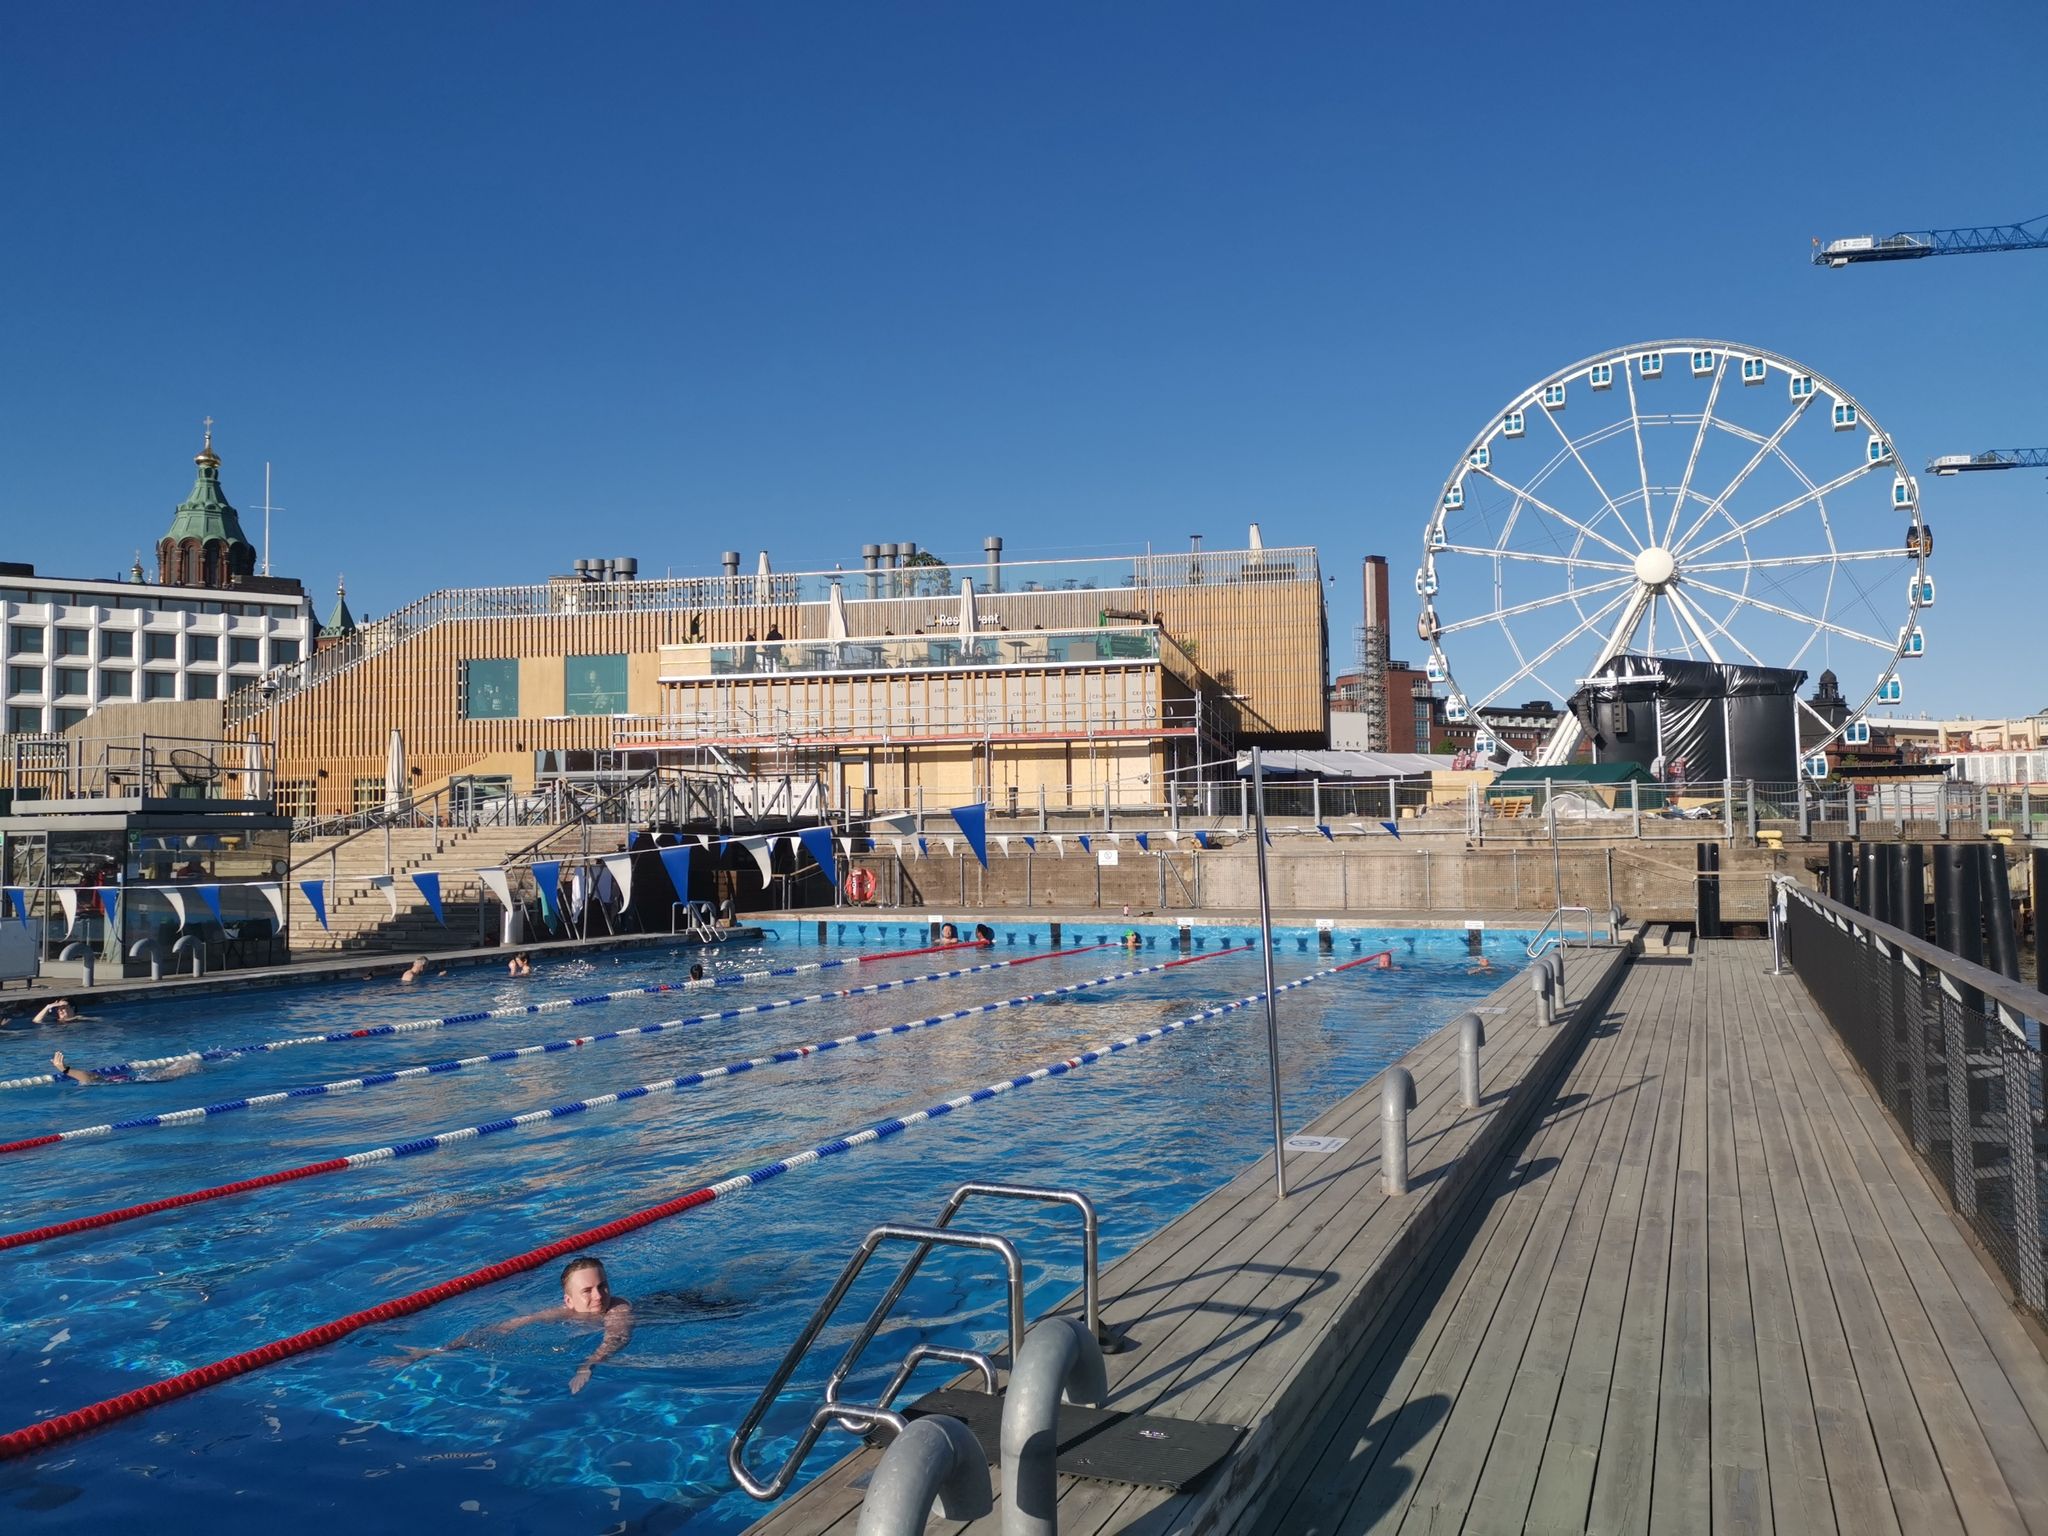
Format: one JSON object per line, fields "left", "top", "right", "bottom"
{"left": 0, "top": 939, "right": 985, "bottom": 1092}
{"left": 0, "top": 946, "right": 1379, "bottom": 1460}
{"left": 0, "top": 945, "right": 1104, "bottom": 1156}
{"left": 0, "top": 947, "right": 1240, "bottom": 1242}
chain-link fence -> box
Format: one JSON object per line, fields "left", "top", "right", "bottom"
{"left": 1781, "top": 882, "right": 2046, "bottom": 1319}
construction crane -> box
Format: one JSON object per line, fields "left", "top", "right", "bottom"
{"left": 1926, "top": 448, "right": 2048, "bottom": 474}
{"left": 1812, "top": 212, "right": 2048, "bottom": 267}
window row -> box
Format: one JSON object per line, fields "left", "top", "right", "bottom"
{"left": 461, "top": 655, "right": 629, "bottom": 719}
{"left": 6, "top": 667, "right": 233, "bottom": 701}
{"left": 0, "top": 591, "right": 302, "bottom": 620}
{"left": 4, "top": 627, "right": 297, "bottom": 665}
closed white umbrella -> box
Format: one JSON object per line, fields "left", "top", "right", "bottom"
{"left": 242, "top": 734, "right": 271, "bottom": 801}
{"left": 957, "top": 577, "right": 980, "bottom": 640}
{"left": 1248, "top": 521, "right": 1264, "bottom": 551}
{"left": 826, "top": 579, "right": 850, "bottom": 641}
{"left": 384, "top": 726, "right": 407, "bottom": 812}
{"left": 754, "top": 550, "right": 773, "bottom": 606}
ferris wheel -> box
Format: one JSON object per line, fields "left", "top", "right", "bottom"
{"left": 1418, "top": 340, "right": 1933, "bottom": 769}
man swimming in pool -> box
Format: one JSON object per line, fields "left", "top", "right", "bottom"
{"left": 385, "top": 1254, "right": 634, "bottom": 1394}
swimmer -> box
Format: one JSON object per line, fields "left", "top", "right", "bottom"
{"left": 399, "top": 956, "right": 429, "bottom": 984}
{"left": 507, "top": 952, "right": 533, "bottom": 977}
{"left": 688, "top": 962, "right": 707, "bottom": 982}
{"left": 46, "top": 1048, "right": 197, "bottom": 1086}
{"left": 49, "top": 1050, "right": 101, "bottom": 1086}
{"left": 33, "top": 999, "right": 81, "bottom": 1025}
{"left": 383, "top": 1254, "right": 634, "bottom": 1395}
{"left": 974, "top": 923, "right": 995, "bottom": 946}
{"left": 939, "top": 922, "right": 960, "bottom": 942}
{"left": 1468, "top": 955, "right": 1494, "bottom": 974}
{"left": 1123, "top": 931, "right": 1141, "bottom": 951}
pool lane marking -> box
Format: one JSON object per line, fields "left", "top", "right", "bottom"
{"left": 0, "top": 948, "right": 1378, "bottom": 1460}
{"left": 0, "top": 944, "right": 1110, "bottom": 1156}
{"left": 0, "top": 948, "right": 1245, "bottom": 1244}
{"left": 0, "top": 939, "right": 985, "bottom": 1091}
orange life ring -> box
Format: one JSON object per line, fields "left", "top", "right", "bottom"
{"left": 845, "top": 868, "right": 877, "bottom": 903}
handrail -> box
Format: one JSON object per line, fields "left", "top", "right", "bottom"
{"left": 1772, "top": 874, "right": 2039, "bottom": 1042}
{"left": 1526, "top": 905, "right": 1595, "bottom": 957}
{"left": 729, "top": 1224, "right": 1024, "bottom": 1502}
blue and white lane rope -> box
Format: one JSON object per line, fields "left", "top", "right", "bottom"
{"left": 0, "top": 944, "right": 983, "bottom": 1092}
{"left": 0, "top": 945, "right": 1119, "bottom": 1155}
{"left": 0, "top": 948, "right": 1256, "bottom": 1246}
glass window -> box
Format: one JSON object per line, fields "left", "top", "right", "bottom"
{"left": 144, "top": 632, "right": 178, "bottom": 661}
{"left": 8, "top": 625, "right": 43, "bottom": 655}
{"left": 463, "top": 657, "right": 521, "bottom": 719}
{"left": 53, "top": 667, "right": 89, "bottom": 697}
{"left": 229, "top": 636, "right": 261, "bottom": 666}
{"left": 270, "top": 637, "right": 301, "bottom": 665}
{"left": 186, "top": 672, "right": 218, "bottom": 699}
{"left": 275, "top": 780, "right": 316, "bottom": 818}
{"left": 187, "top": 634, "right": 219, "bottom": 663}
{"left": 53, "top": 707, "right": 87, "bottom": 731}
{"left": 98, "top": 669, "right": 132, "bottom": 699}
{"left": 352, "top": 778, "right": 384, "bottom": 813}
{"left": 564, "top": 654, "right": 627, "bottom": 715}
{"left": 100, "top": 629, "right": 133, "bottom": 659}
{"left": 54, "top": 629, "right": 90, "bottom": 656}
{"left": 6, "top": 705, "right": 42, "bottom": 732}
{"left": 142, "top": 672, "right": 177, "bottom": 700}
{"left": 7, "top": 665, "right": 40, "bottom": 694}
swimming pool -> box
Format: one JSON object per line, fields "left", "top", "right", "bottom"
{"left": 0, "top": 925, "right": 1527, "bottom": 1532}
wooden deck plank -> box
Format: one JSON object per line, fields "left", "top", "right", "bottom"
{"left": 1649, "top": 957, "right": 1715, "bottom": 1533}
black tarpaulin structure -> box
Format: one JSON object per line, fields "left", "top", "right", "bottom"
{"left": 1570, "top": 654, "right": 1805, "bottom": 786}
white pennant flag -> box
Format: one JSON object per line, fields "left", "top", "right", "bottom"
{"left": 890, "top": 837, "right": 906, "bottom": 857}
{"left": 476, "top": 866, "right": 513, "bottom": 911}
{"left": 258, "top": 882, "right": 287, "bottom": 930}
{"left": 839, "top": 837, "right": 855, "bottom": 857}
{"left": 601, "top": 853, "right": 635, "bottom": 907}
{"left": 697, "top": 833, "right": 715, "bottom": 850}
{"left": 996, "top": 835, "right": 1011, "bottom": 857}
{"left": 371, "top": 874, "right": 398, "bottom": 917}
{"left": 164, "top": 888, "right": 189, "bottom": 930}
{"left": 942, "top": 837, "right": 957, "bottom": 856}
{"left": 56, "top": 888, "right": 78, "bottom": 934}
{"left": 1108, "top": 833, "right": 1123, "bottom": 847}
{"left": 1166, "top": 831, "right": 1182, "bottom": 846}
{"left": 1051, "top": 836, "right": 1066, "bottom": 857}
{"left": 743, "top": 836, "right": 774, "bottom": 884}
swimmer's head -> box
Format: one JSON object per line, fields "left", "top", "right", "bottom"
{"left": 560, "top": 1255, "right": 612, "bottom": 1314}
{"left": 689, "top": 963, "right": 706, "bottom": 981}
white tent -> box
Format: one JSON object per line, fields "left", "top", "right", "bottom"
{"left": 384, "top": 727, "right": 408, "bottom": 812}
{"left": 826, "top": 579, "right": 849, "bottom": 642}
{"left": 957, "top": 577, "right": 980, "bottom": 640}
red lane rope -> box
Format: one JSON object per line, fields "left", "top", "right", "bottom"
{"left": 856, "top": 939, "right": 983, "bottom": 963}
{"left": 1335, "top": 949, "right": 1397, "bottom": 971}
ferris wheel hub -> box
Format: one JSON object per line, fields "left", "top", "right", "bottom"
{"left": 1632, "top": 546, "right": 1678, "bottom": 589}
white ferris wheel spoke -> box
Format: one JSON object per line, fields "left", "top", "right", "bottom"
{"left": 1681, "top": 547, "right": 1902, "bottom": 575}
{"left": 1667, "top": 397, "right": 1815, "bottom": 555}
{"left": 1434, "top": 543, "right": 1632, "bottom": 573}
{"left": 1436, "top": 575, "right": 1634, "bottom": 635}
{"left": 1663, "top": 357, "right": 1725, "bottom": 547}
{"left": 1623, "top": 361, "right": 1654, "bottom": 547}
{"left": 1539, "top": 394, "right": 1643, "bottom": 553}
{"left": 1679, "top": 576, "right": 1892, "bottom": 651}
{"left": 1668, "top": 583, "right": 1763, "bottom": 665}
{"left": 1473, "top": 587, "right": 1635, "bottom": 710}
{"left": 1677, "top": 458, "right": 1882, "bottom": 563}
{"left": 1473, "top": 469, "right": 1640, "bottom": 562}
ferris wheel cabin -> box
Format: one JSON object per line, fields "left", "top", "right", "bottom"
{"left": 1637, "top": 351, "right": 1664, "bottom": 378}
{"left": 1589, "top": 363, "right": 1614, "bottom": 391}
{"left": 1690, "top": 349, "right": 1717, "bottom": 377}
{"left": 1502, "top": 410, "right": 1525, "bottom": 438}
{"left": 1832, "top": 401, "right": 1858, "bottom": 431}
{"left": 1740, "top": 356, "right": 1768, "bottom": 385}
{"left": 1790, "top": 374, "right": 1816, "bottom": 401}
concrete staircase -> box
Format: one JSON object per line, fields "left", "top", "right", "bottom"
{"left": 286, "top": 823, "right": 605, "bottom": 954}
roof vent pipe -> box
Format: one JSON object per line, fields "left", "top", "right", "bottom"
{"left": 721, "top": 550, "right": 741, "bottom": 578}
{"left": 862, "top": 543, "right": 882, "bottom": 600}
{"left": 984, "top": 535, "right": 1003, "bottom": 593}
{"left": 616, "top": 557, "right": 638, "bottom": 580}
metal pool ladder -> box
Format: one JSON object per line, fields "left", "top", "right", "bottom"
{"left": 728, "top": 1180, "right": 1103, "bottom": 1504}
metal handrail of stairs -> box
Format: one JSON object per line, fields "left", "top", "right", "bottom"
{"left": 729, "top": 1181, "right": 1105, "bottom": 1504}
{"left": 1526, "top": 904, "right": 1596, "bottom": 957}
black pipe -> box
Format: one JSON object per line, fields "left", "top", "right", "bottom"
{"left": 1860, "top": 842, "right": 1883, "bottom": 920}
{"left": 1828, "top": 841, "right": 1855, "bottom": 906}
{"left": 2036, "top": 847, "right": 2048, "bottom": 996}
{"left": 1899, "top": 843, "right": 1925, "bottom": 941}
{"left": 1870, "top": 842, "right": 1894, "bottom": 927}
{"left": 1935, "top": 845, "right": 1985, "bottom": 1018}
{"left": 1980, "top": 845, "right": 2020, "bottom": 982}
{"left": 1707, "top": 841, "right": 1722, "bottom": 939}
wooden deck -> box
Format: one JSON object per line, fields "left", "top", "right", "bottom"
{"left": 743, "top": 944, "right": 1635, "bottom": 1536}
{"left": 1259, "top": 940, "right": 2048, "bottom": 1535}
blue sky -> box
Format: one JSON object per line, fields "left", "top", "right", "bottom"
{"left": 2, "top": 1, "right": 2041, "bottom": 717}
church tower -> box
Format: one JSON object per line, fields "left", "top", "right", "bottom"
{"left": 156, "top": 420, "right": 257, "bottom": 588}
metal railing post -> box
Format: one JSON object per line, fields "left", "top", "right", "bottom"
{"left": 1723, "top": 777, "right": 1734, "bottom": 840}
{"left": 1745, "top": 780, "right": 1757, "bottom": 842}
{"left": 1250, "top": 747, "right": 1287, "bottom": 1199}
{"left": 1532, "top": 961, "right": 1555, "bottom": 1026}
{"left": 1631, "top": 777, "right": 1641, "bottom": 838}
{"left": 1381, "top": 1068, "right": 1417, "bottom": 1196}
{"left": 1847, "top": 778, "right": 1859, "bottom": 839}
{"left": 1457, "top": 1011, "right": 1485, "bottom": 1109}
{"left": 1797, "top": 779, "right": 1811, "bottom": 840}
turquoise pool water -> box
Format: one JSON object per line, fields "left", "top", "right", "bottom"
{"left": 0, "top": 925, "right": 1527, "bottom": 1532}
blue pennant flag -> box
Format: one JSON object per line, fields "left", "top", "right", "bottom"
{"left": 1023, "top": 835, "right": 1037, "bottom": 851}
{"left": 532, "top": 860, "right": 562, "bottom": 925}
{"left": 102, "top": 887, "right": 119, "bottom": 935}
{"left": 798, "top": 826, "right": 838, "bottom": 886}
{"left": 1263, "top": 832, "right": 1273, "bottom": 847}
{"left": 916, "top": 836, "right": 929, "bottom": 858}
{"left": 1135, "top": 832, "right": 1150, "bottom": 851}
{"left": 1381, "top": 820, "right": 1402, "bottom": 839}
{"left": 1317, "top": 824, "right": 1334, "bottom": 840}
{"left": 1078, "top": 834, "right": 1093, "bottom": 853}
{"left": 300, "top": 879, "right": 328, "bottom": 930}
{"left": 948, "top": 803, "right": 989, "bottom": 869}
{"left": 5, "top": 888, "right": 26, "bottom": 926}
{"left": 412, "top": 871, "right": 446, "bottom": 925}
{"left": 658, "top": 844, "right": 692, "bottom": 904}
{"left": 717, "top": 837, "right": 735, "bottom": 856}
{"left": 198, "top": 884, "right": 225, "bottom": 929}
{"left": 1194, "top": 830, "right": 1212, "bottom": 849}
